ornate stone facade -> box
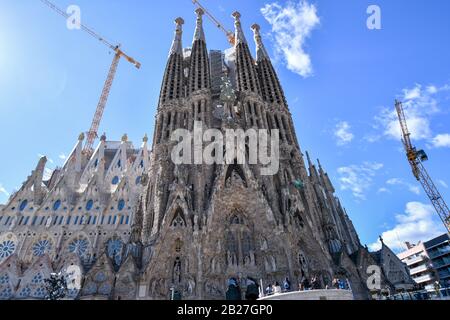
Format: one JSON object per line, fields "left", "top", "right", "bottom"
{"left": 0, "top": 10, "right": 414, "bottom": 300}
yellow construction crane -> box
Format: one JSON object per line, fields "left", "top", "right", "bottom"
{"left": 192, "top": 0, "right": 235, "bottom": 46}
{"left": 40, "top": 0, "right": 141, "bottom": 154}
{"left": 395, "top": 100, "right": 450, "bottom": 233}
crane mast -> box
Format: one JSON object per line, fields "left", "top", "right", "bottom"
{"left": 395, "top": 100, "right": 450, "bottom": 233}
{"left": 192, "top": 0, "right": 235, "bottom": 46}
{"left": 40, "top": 0, "right": 141, "bottom": 154}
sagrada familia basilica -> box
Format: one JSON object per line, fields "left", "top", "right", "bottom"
{"left": 0, "top": 9, "right": 414, "bottom": 300}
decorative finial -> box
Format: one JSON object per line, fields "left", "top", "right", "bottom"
{"left": 251, "top": 23, "right": 269, "bottom": 61}
{"left": 193, "top": 8, "right": 205, "bottom": 42}
{"left": 232, "top": 11, "right": 247, "bottom": 45}
{"left": 379, "top": 235, "right": 384, "bottom": 244}
{"left": 143, "top": 134, "right": 148, "bottom": 143}
{"left": 121, "top": 134, "right": 128, "bottom": 142}
{"left": 169, "top": 18, "right": 184, "bottom": 56}
{"left": 175, "top": 17, "right": 185, "bottom": 26}
{"left": 232, "top": 11, "right": 241, "bottom": 20}
{"left": 195, "top": 7, "right": 204, "bottom": 16}
{"left": 100, "top": 133, "right": 107, "bottom": 142}
{"left": 78, "top": 133, "right": 85, "bottom": 141}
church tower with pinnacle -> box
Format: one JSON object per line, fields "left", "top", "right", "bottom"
{"left": 0, "top": 9, "right": 418, "bottom": 301}
{"left": 138, "top": 10, "right": 377, "bottom": 300}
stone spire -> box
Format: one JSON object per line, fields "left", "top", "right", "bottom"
{"left": 306, "top": 151, "right": 319, "bottom": 183}
{"left": 231, "top": 12, "right": 260, "bottom": 95}
{"left": 169, "top": 17, "right": 184, "bottom": 56}
{"left": 232, "top": 11, "right": 247, "bottom": 45}
{"left": 159, "top": 17, "right": 185, "bottom": 106}
{"left": 251, "top": 24, "right": 269, "bottom": 61}
{"left": 251, "top": 24, "right": 287, "bottom": 107}
{"left": 188, "top": 9, "right": 211, "bottom": 94}
{"left": 193, "top": 8, "right": 205, "bottom": 42}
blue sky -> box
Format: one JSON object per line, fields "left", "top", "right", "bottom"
{"left": 0, "top": 0, "right": 449, "bottom": 252}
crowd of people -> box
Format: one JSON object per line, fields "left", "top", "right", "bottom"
{"left": 225, "top": 275, "right": 350, "bottom": 300}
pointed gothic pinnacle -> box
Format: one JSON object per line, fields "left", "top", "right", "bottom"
{"left": 143, "top": 134, "right": 148, "bottom": 143}
{"left": 305, "top": 151, "right": 313, "bottom": 167}
{"left": 232, "top": 11, "right": 247, "bottom": 45}
{"left": 251, "top": 23, "right": 269, "bottom": 61}
{"left": 193, "top": 8, "right": 205, "bottom": 42}
{"left": 100, "top": 133, "right": 107, "bottom": 142}
{"left": 78, "top": 133, "right": 85, "bottom": 141}
{"left": 169, "top": 17, "right": 184, "bottom": 56}
{"left": 121, "top": 134, "right": 128, "bottom": 142}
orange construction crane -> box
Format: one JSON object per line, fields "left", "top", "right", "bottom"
{"left": 40, "top": 0, "right": 141, "bottom": 154}
{"left": 395, "top": 100, "right": 450, "bottom": 233}
{"left": 192, "top": 0, "right": 235, "bottom": 46}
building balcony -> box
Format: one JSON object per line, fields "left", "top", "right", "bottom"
{"left": 405, "top": 255, "right": 426, "bottom": 266}
{"left": 410, "top": 264, "right": 430, "bottom": 276}
{"left": 414, "top": 274, "right": 434, "bottom": 284}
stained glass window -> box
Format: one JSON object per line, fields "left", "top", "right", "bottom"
{"left": 86, "top": 200, "right": 94, "bottom": 211}
{"left": 112, "top": 176, "right": 119, "bottom": 185}
{"left": 18, "top": 286, "right": 31, "bottom": 298}
{"left": 53, "top": 200, "right": 61, "bottom": 211}
{"left": 68, "top": 238, "right": 89, "bottom": 257}
{"left": 19, "top": 200, "right": 28, "bottom": 211}
{"left": 32, "top": 240, "right": 52, "bottom": 257}
{"left": 118, "top": 199, "right": 125, "bottom": 211}
{"left": 0, "top": 287, "right": 12, "bottom": 300}
{"left": 31, "top": 273, "right": 44, "bottom": 284}
{"left": 0, "top": 274, "right": 9, "bottom": 285}
{"left": 0, "top": 240, "right": 16, "bottom": 259}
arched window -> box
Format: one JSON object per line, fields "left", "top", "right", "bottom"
{"left": 86, "top": 200, "right": 94, "bottom": 211}
{"left": 53, "top": 200, "right": 61, "bottom": 211}
{"left": 112, "top": 176, "right": 120, "bottom": 185}
{"left": 118, "top": 199, "right": 125, "bottom": 211}
{"left": 19, "top": 200, "right": 28, "bottom": 212}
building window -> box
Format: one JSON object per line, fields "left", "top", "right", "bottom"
{"left": 120, "top": 215, "right": 124, "bottom": 225}
{"left": 66, "top": 216, "right": 71, "bottom": 225}
{"left": 125, "top": 216, "right": 130, "bottom": 225}
{"left": 86, "top": 200, "right": 94, "bottom": 211}
{"left": 0, "top": 240, "right": 16, "bottom": 259}
{"left": 19, "top": 200, "right": 28, "bottom": 212}
{"left": 74, "top": 216, "right": 79, "bottom": 225}
{"left": 53, "top": 200, "right": 61, "bottom": 211}
{"left": 32, "top": 240, "right": 52, "bottom": 257}
{"left": 112, "top": 216, "right": 117, "bottom": 225}
{"left": 108, "top": 216, "right": 112, "bottom": 225}
{"left": 23, "top": 217, "right": 29, "bottom": 226}
{"left": 32, "top": 216, "right": 37, "bottom": 226}
{"left": 118, "top": 200, "right": 125, "bottom": 211}
{"left": 112, "top": 176, "right": 120, "bottom": 185}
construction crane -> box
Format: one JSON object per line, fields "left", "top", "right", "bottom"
{"left": 40, "top": 0, "right": 141, "bottom": 154}
{"left": 395, "top": 100, "right": 450, "bottom": 233}
{"left": 192, "top": 0, "right": 235, "bottom": 46}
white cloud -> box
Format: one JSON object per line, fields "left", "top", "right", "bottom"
{"left": 369, "top": 202, "right": 445, "bottom": 252}
{"left": 0, "top": 184, "right": 10, "bottom": 197}
{"left": 59, "top": 153, "right": 67, "bottom": 160}
{"left": 373, "top": 83, "right": 450, "bottom": 145}
{"left": 438, "top": 180, "right": 448, "bottom": 188}
{"left": 386, "top": 178, "right": 421, "bottom": 195}
{"left": 261, "top": 0, "right": 320, "bottom": 77}
{"left": 337, "top": 162, "right": 384, "bottom": 200}
{"left": 334, "top": 121, "right": 354, "bottom": 146}
{"left": 377, "top": 187, "right": 390, "bottom": 194}
{"left": 431, "top": 133, "right": 450, "bottom": 148}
